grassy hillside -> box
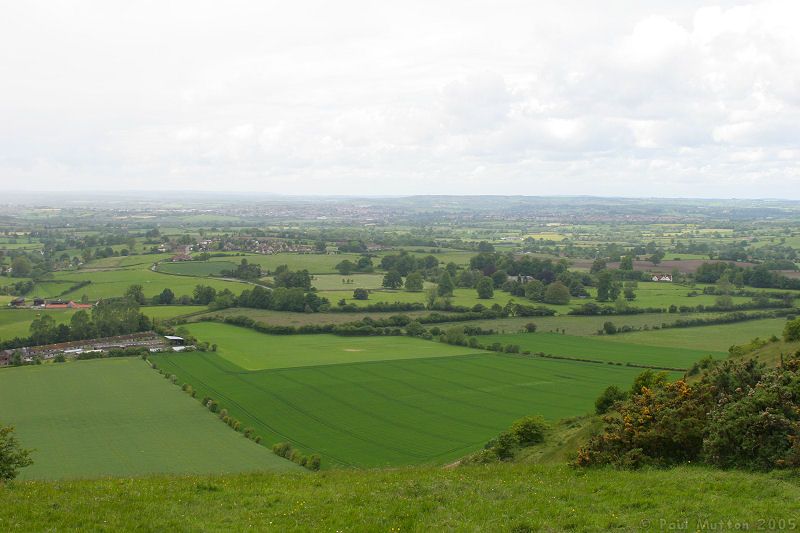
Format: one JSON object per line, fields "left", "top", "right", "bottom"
{"left": 0, "top": 358, "right": 298, "bottom": 479}
{"left": 2, "top": 464, "right": 798, "bottom": 530}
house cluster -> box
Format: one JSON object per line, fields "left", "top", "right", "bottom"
{"left": 8, "top": 297, "right": 93, "bottom": 309}
{"left": 651, "top": 274, "right": 673, "bottom": 282}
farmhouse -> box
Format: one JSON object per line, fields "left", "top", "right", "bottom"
{"left": 9, "top": 297, "right": 25, "bottom": 307}
{"left": 651, "top": 274, "right": 673, "bottom": 282}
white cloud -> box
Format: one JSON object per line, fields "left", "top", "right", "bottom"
{"left": 0, "top": 0, "right": 799, "bottom": 197}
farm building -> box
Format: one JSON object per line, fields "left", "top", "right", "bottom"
{"left": 651, "top": 274, "right": 673, "bottom": 282}
{"left": 44, "top": 300, "right": 93, "bottom": 309}
{"left": 9, "top": 297, "right": 25, "bottom": 307}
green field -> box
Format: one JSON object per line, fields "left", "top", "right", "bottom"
{"left": 156, "top": 260, "right": 239, "bottom": 277}
{"left": 0, "top": 309, "right": 77, "bottom": 341}
{"left": 477, "top": 332, "right": 720, "bottom": 369}
{"left": 603, "top": 318, "right": 788, "bottom": 352}
{"left": 152, "top": 325, "right": 649, "bottom": 467}
{"left": 36, "top": 267, "right": 249, "bottom": 300}
{"left": 309, "top": 273, "right": 388, "bottom": 291}
{"left": 190, "top": 307, "right": 435, "bottom": 326}
{"left": 208, "top": 253, "right": 361, "bottom": 274}
{"left": 0, "top": 358, "right": 298, "bottom": 479}
{"left": 183, "top": 322, "right": 482, "bottom": 370}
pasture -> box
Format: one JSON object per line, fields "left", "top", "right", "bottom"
{"left": 156, "top": 260, "right": 239, "bottom": 277}
{"left": 152, "top": 327, "right": 651, "bottom": 467}
{"left": 476, "top": 332, "right": 720, "bottom": 369}
{"left": 602, "top": 318, "right": 788, "bottom": 352}
{"left": 0, "top": 358, "right": 298, "bottom": 479}
{"left": 208, "top": 253, "right": 360, "bottom": 274}
{"left": 36, "top": 267, "right": 249, "bottom": 300}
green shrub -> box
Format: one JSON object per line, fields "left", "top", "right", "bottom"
{"left": 594, "top": 385, "right": 628, "bottom": 415}
{"left": 509, "top": 416, "right": 548, "bottom": 446}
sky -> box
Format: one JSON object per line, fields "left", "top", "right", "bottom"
{"left": 1, "top": 1, "right": 799, "bottom": 198}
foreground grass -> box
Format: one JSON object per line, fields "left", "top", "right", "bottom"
{"left": 2, "top": 464, "right": 798, "bottom": 531}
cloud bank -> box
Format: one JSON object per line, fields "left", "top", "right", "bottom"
{"left": 1, "top": 1, "right": 799, "bottom": 197}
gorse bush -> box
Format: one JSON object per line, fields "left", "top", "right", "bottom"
{"left": 577, "top": 356, "right": 800, "bottom": 471}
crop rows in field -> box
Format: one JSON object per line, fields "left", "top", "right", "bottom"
{"left": 152, "top": 325, "right": 655, "bottom": 467}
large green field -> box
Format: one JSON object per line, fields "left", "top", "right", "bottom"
{"left": 36, "top": 267, "right": 249, "bottom": 300}
{"left": 183, "top": 322, "right": 481, "bottom": 370}
{"left": 0, "top": 358, "right": 298, "bottom": 479}
{"left": 152, "top": 325, "right": 650, "bottom": 467}
{"left": 477, "top": 332, "right": 721, "bottom": 369}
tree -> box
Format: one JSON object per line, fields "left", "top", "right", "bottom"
{"left": 623, "top": 286, "right": 636, "bottom": 301}
{"left": 784, "top": 317, "right": 800, "bottom": 342}
{"left": 490, "top": 270, "right": 508, "bottom": 288}
{"left": 92, "top": 298, "right": 143, "bottom": 337}
{"left": 590, "top": 259, "right": 607, "bottom": 274}
{"left": 543, "top": 281, "right": 570, "bottom": 305}
{"left": 404, "top": 272, "right": 424, "bottom": 292}
{"left": 0, "top": 424, "right": 33, "bottom": 481}
{"left": 596, "top": 271, "right": 612, "bottom": 302}
{"left": 715, "top": 294, "right": 734, "bottom": 309}
{"left": 524, "top": 279, "right": 545, "bottom": 302}
{"left": 619, "top": 255, "right": 634, "bottom": 270}
{"left": 509, "top": 416, "right": 548, "bottom": 446}
{"left": 437, "top": 271, "right": 455, "bottom": 297}
{"left": 69, "top": 310, "right": 95, "bottom": 340}
{"left": 476, "top": 277, "right": 494, "bottom": 299}
{"left": 125, "top": 284, "right": 147, "bottom": 305}
{"left": 603, "top": 321, "right": 617, "bottom": 335}
{"left": 649, "top": 250, "right": 665, "bottom": 266}
{"left": 595, "top": 385, "right": 628, "bottom": 414}
{"left": 335, "top": 260, "right": 356, "bottom": 275}
{"left": 525, "top": 322, "right": 537, "bottom": 333}
{"left": 382, "top": 270, "right": 403, "bottom": 289}
{"left": 193, "top": 285, "right": 217, "bottom": 305}
{"left": 158, "top": 288, "right": 175, "bottom": 305}
{"left": 353, "top": 288, "right": 369, "bottom": 300}
{"left": 10, "top": 256, "right": 32, "bottom": 277}
{"left": 30, "top": 314, "right": 57, "bottom": 345}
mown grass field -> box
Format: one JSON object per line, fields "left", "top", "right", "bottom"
{"left": 151, "top": 330, "right": 646, "bottom": 467}
{"left": 183, "top": 322, "right": 481, "bottom": 370}
{"left": 3, "top": 464, "right": 798, "bottom": 531}
{"left": 0, "top": 358, "right": 297, "bottom": 479}
{"left": 477, "top": 332, "right": 720, "bottom": 369}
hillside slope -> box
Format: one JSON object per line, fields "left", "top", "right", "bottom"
{"left": 2, "top": 464, "right": 798, "bottom": 531}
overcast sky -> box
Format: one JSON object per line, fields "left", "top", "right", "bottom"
{"left": 2, "top": 1, "right": 799, "bottom": 198}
